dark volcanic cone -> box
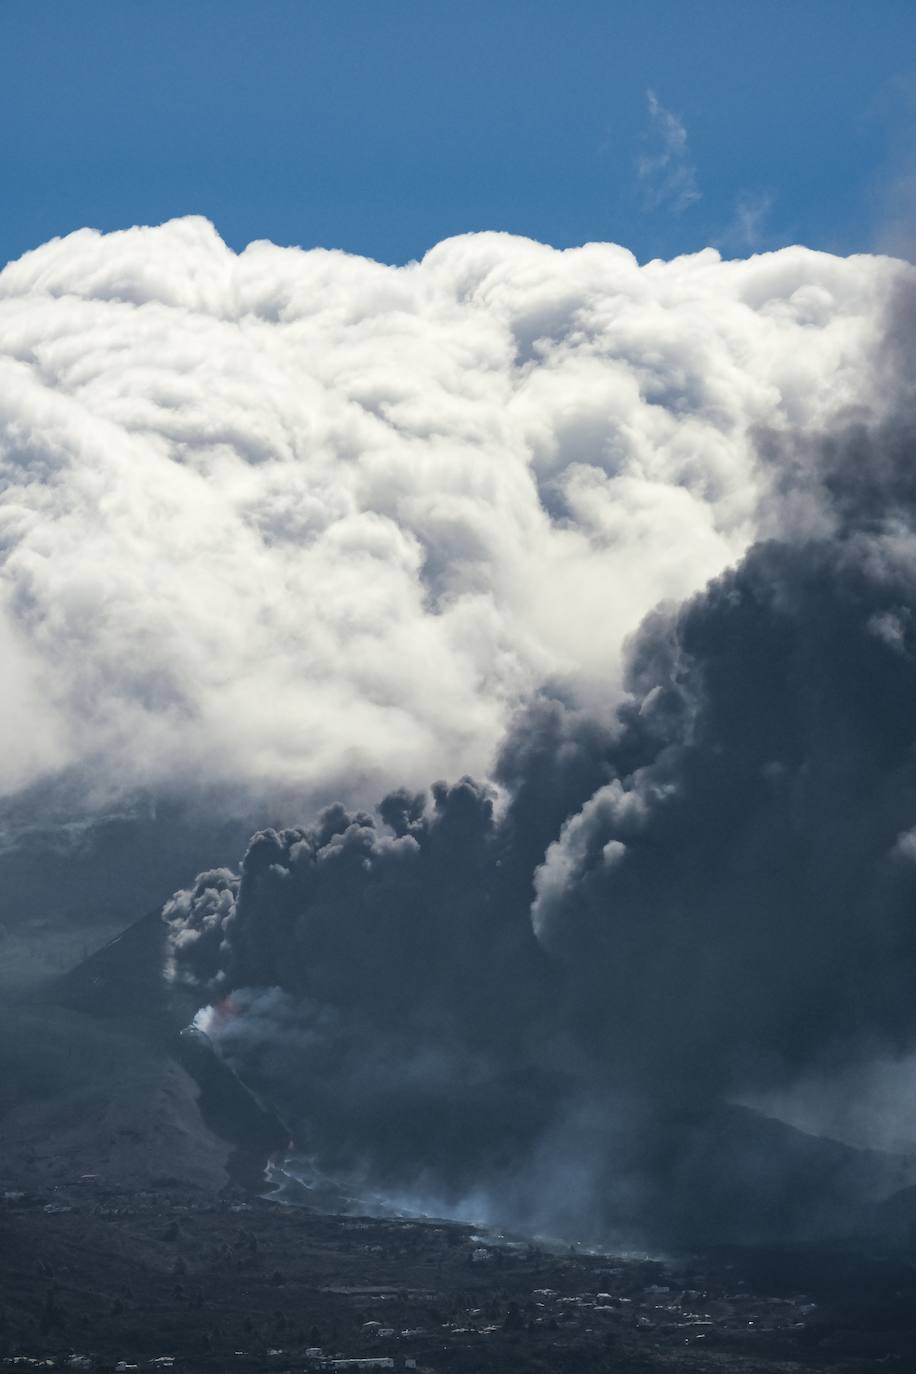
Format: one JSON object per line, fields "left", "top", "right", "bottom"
{"left": 49, "top": 908, "right": 173, "bottom": 1023}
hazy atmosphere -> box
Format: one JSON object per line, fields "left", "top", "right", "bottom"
{"left": 5, "top": 6, "right": 916, "bottom": 1372}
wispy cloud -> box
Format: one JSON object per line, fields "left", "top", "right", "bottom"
{"left": 732, "top": 191, "right": 773, "bottom": 248}
{"left": 635, "top": 89, "right": 701, "bottom": 215}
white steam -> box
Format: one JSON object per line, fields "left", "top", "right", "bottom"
{"left": 0, "top": 217, "right": 905, "bottom": 811}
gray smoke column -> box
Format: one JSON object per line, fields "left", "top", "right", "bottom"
{"left": 164, "top": 274, "right": 916, "bottom": 1246}
{"left": 0, "top": 218, "right": 875, "bottom": 1240}
{"left": 164, "top": 284, "right": 916, "bottom": 1241}
{"left": 533, "top": 287, "right": 916, "bottom": 1101}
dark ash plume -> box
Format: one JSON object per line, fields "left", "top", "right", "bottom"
{"left": 163, "top": 298, "right": 916, "bottom": 1246}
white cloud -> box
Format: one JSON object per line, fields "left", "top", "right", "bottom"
{"left": 0, "top": 217, "right": 907, "bottom": 816}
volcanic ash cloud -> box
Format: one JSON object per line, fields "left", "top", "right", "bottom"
{"left": 162, "top": 255, "right": 916, "bottom": 1244}
{"left": 8, "top": 218, "right": 916, "bottom": 1242}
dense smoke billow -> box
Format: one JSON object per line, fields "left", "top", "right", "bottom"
{"left": 165, "top": 266, "right": 916, "bottom": 1244}
{"left": 6, "top": 217, "right": 916, "bottom": 1242}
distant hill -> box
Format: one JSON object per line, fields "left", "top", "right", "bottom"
{"left": 629, "top": 1099, "right": 916, "bottom": 1249}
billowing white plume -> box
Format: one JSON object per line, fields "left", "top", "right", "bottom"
{"left": 0, "top": 217, "right": 903, "bottom": 809}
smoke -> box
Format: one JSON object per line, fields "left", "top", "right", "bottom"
{"left": 163, "top": 258, "right": 916, "bottom": 1245}
{"left": 531, "top": 291, "right": 916, "bottom": 1105}
{"left": 7, "top": 216, "right": 916, "bottom": 1241}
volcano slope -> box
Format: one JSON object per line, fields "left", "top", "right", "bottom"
{"left": 0, "top": 911, "right": 231, "bottom": 1196}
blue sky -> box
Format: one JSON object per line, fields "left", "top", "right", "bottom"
{"left": 2, "top": 0, "right": 915, "bottom": 268}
